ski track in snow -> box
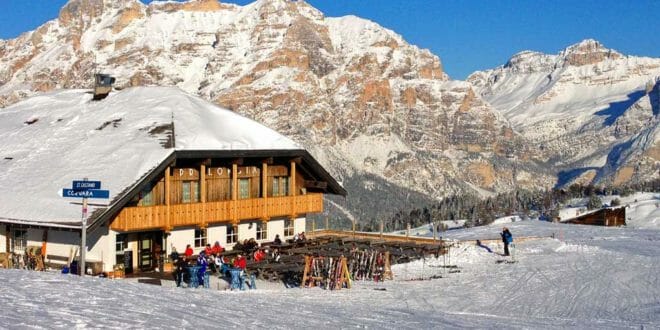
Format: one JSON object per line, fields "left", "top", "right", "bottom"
{"left": 3, "top": 194, "right": 660, "bottom": 329}
{"left": 2, "top": 223, "right": 660, "bottom": 329}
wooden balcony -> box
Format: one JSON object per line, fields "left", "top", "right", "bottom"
{"left": 110, "top": 193, "right": 324, "bottom": 232}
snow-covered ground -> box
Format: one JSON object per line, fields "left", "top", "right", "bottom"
{"left": 2, "top": 194, "right": 660, "bottom": 329}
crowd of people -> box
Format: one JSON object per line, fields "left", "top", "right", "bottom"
{"left": 170, "top": 234, "right": 293, "bottom": 288}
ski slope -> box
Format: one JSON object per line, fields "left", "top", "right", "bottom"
{"left": 1, "top": 196, "right": 660, "bottom": 329}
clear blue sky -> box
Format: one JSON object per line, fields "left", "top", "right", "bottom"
{"left": 1, "top": 0, "right": 658, "bottom": 79}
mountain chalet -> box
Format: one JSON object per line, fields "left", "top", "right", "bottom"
{"left": 0, "top": 87, "right": 345, "bottom": 273}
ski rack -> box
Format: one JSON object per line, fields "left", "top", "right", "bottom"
{"left": 301, "top": 256, "right": 351, "bottom": 290}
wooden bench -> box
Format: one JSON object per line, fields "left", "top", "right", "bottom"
{"left": 45, "top": 255, "right": 70, "bottom": 269}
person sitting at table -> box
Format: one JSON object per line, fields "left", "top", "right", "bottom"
{"left": 233, "top": 240, "right": 245, "bottom": 252}
{"left": 204, "top": 243, "right": 213, "bottom": 256}
{"left": 271, "top": 248, "right": 281, "bottom": 263}
{"left": 253, "top": 249, "right": 266, "bottom": 262}
{"left": 246, "top": 238, "right": 258, "bottom": 251}
{"left": 184, "top": 244, "right": 193, "bottom": 257}
{"left": 273, "top": 234, "right": 282, "bottom": 245}
{"left": 211, "top": 241, "right": 224, "bottom": 255}
{"left": 233, "top": 254, "right": 247, "bottom": 270}
{"left": 170, "top": 246, "right": 179, "bottom": 262}
{"left": 218, "top": 255, "right": 232, "bottom": 277}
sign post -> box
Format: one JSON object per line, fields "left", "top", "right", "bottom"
{"left": 62, "top": 179, "right": 109, "bottom": 276}
{"left": 81, "top": 179, "right": 88, "bottom": 276}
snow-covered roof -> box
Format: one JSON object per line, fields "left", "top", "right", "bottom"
{"left": 0, "top": 86, "right": 304, "bottom": 225}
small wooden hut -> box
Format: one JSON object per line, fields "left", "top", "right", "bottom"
{"left": 564, "top": 207, "right": 626, "bottom": 226}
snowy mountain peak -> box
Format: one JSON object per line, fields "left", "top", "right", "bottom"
{"left": 469, "top": 39, "right": 660, "bottom": 187}
{"left": 559, "top": 39, "right": 622, "bottom": 66}
{"left": 502, "top": 50, "right": 556, "bottom": 73}
{"left": 59, "top": 0, "right": 141, "bottom": 22}
{"left": 0, "top": 0, "right": 550, "bottom": 219}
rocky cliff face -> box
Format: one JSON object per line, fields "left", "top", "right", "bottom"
{"left": 0, "top": 0, "right": 551, "bottom": 221}
{"left": 469, "top": 39, "right": 660, "bottom": 187}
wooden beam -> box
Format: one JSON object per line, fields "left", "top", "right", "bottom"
{"left": 5, "top": 225, "right": 9, "bottom": 254}
{"left": 262, "top": 161, "right": 269, "bottom": 221}
{"left": 290, "top": 161, "right": 297, "bottom": 196}
{"left": 200, "top": 164, "right": 207, "bottom": 203}
{"left": 231, "top": 163, "right": 238, "bottom": 224}
{"left": 290, "top": 156, "right": 302, "bottom": 164}
{"left": 304, "top": 180, "right": 327, "bottom": 189}
{"left": 164, "top": 166, "right": 171, "bottom": 232}
{"left": 200, "top": 163, "right": 207, "bottom": 228}
{"left": 262, "top": 157, "right": 274, "bottom": 165}
{"left": 290, "top": 160, "right": 297, "bottom": 218}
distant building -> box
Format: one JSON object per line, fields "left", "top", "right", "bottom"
{"left": 0, "top": 87, "right": 345, "bottom": 273}
{"left": 563, "top": 207, "right": 626, "bottom": 227}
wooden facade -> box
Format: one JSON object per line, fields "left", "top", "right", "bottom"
{"left": 565, "top": 207, "right": 626, "bottom": 227}
{"left": 110, "top": 158, "right": 324, "bottom": 232}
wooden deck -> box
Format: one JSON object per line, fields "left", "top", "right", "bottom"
{"left": 110, "top": 193, "right": 323, "bottom": 232}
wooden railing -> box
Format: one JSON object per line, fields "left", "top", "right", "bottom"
{"left": 110, "top": 193, "right": 323, "bottom": 232}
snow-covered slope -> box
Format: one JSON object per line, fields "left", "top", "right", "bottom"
{"left": 469, "top": 40, "right": 660, "bottom": 186}
{"left": 0, "top": 0, "right": 554, "bottom": 223}
{"left": 0, "top": 86, "right": 299, "bottom": 224}
{"left": 3, "top": 206, "right": 660, "bottom": 328}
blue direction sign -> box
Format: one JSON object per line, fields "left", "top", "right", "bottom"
{"left": 72, "top": 180, "right": 101, "bottom": 190}
{"left": 63, "top": 188, "right": 110, "bottom": 199}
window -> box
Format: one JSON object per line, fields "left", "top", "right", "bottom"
{"left": 140, "top": 187, "right": 153, "bottom": 206}
{"left": 284, "top": 219, "right": 294, "bottom": 237}
{"left": 192, "top": 181, "right": 199, "bottom": 202}
{"left": 239, "top": 178, "right": 250, "bottom": 199}
{"left": 272, "top": 177, "right": 279, "bottom": 196}
{"left": 272, "top": 176, "right": 290, "bottom": 197}
{"left": 115, "top": 234, "right": 127, "bottom": 265}
{"left": 194, "top": 228, "right": 207, "bottom": 248}
{"left": 226, "top": 226, "right": 237, "bottom": 244}
{"left": 12, "top": 229, "right": 27, "bottom": 252}
{"left": 256, "top": 222, "right": 267, "bottom": 241}
{"left": 116, "top": 234, "right": 127, "bottom": 252}
{"left": 182, "top": 181, "right": 200, "bottom": 203}
{"left": 182, "top": 182, "right": 191, "bottom": 203}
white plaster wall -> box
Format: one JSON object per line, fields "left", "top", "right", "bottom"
{"left": 87, "top": 226, "right": 114, "bottom": 271}
{"left": 206, "top": 224, "right": 227, "bottom": 249}
{"left": 168, "top": 227, "right": 196, "bottom": 255}
{"left": 44, "top": 230, "right": 80, "bottom": 261}
{"left": 268, "top": 219, "right": 285, "bottom": 241}
{"left": 238, "top": 221, "right": 256, "bottom": 242}
{"left": 2, "top": 227, "right": 80, "bottom": 264}
{"left": 294, "top": 217, "right": 306, "bottom": 236}
{"left": 0, "top": 225, "right": 6, "bottom": 253}
{"left": 127, "top": 233, "right": 138, "bottom": 271}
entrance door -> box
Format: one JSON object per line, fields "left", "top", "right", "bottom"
{"left": 137, "top": 231, "right": 163, "bottom": 272}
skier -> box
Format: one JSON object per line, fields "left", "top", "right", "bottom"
{"left": 173, "top": 256, "right": 187, "bottom": 287}
{"left": 197, "top": 251, "right": 208, "bottom": 286}
{"left": 500, "top": 227, "right": 513, "bottom": 256}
